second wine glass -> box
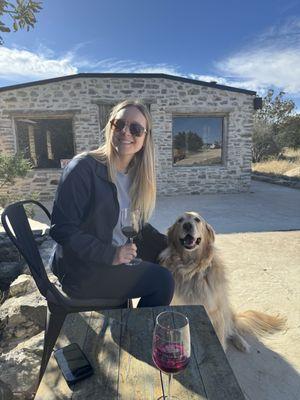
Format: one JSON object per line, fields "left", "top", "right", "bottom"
{"left": 120, "top": 208, "right": 142, "bottom": 265}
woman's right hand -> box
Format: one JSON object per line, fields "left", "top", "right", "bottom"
{"left": 112, "top": 243, "right": 137, "bottom": 265}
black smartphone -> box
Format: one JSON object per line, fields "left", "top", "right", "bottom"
{"left": 54, "top": 343, "right": 94, "bottom": 386}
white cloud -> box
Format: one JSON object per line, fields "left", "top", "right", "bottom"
{"left": 0, "top": 16, "right": 299, "bottom": 105}
{"left": 0, "top": 46, "right": 77, "bottom": 81}
{"left": 74, "top": 57, "right": 182, "bottom": 76}
{"left": 214, "top": 17, "right": 300, "bottom": 96}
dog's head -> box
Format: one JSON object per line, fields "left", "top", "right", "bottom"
{"left": 167, "top": 211, "right": 215, "bottom": 255}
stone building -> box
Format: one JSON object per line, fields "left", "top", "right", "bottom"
{"left": 0, "top": 73, "right": 262, "bottom": 200}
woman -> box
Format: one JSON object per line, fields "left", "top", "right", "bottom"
{"left": 50, "top": 100, "right": 175, "bottom": 307}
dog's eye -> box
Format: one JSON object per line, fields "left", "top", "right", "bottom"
{"left": 177, "top": 217, "right": 184, "bottom": 223}
{"left": 194, "top": 217, "right": 201, "bottom": 223}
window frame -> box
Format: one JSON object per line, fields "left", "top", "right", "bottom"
{"left": 172, "top": 113, "right": 228, "bottom": 168}
{"left": 13, "top": 113, "right": 76, "bottom": 170}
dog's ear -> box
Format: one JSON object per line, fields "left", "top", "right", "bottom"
{"left": 167, "top": 223, "right": 180, "bottom": 251}
{"left": 205, "top": 222, "right": 215, "bottom": 244}
{"left": 198, "top": 221, "right": 215, "bottom": 267}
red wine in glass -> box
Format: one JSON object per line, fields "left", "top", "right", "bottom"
{"left": 153, "top": 342, "right": 190, "bottom": 374}
{"left": 121, "top": 226, "right": 138, "bottom": 240}
{"left": 152, "top": 311, "right": 191, "bottom": 400}
{"left": 120, "top": 208, "right": 142, "bottom": 265}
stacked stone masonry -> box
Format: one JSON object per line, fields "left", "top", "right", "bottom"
{"left": 0, "top": 75, "right": 255, "bottom": 199}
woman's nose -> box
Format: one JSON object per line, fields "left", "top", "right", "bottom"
{"left": 120, "top": 123, "right": 130, "bottom": 134}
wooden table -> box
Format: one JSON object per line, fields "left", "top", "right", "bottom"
{"left": 35, "top": 305, "right": 245, "bottom": 399}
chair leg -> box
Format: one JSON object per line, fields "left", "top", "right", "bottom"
{"left": 38, "top": 305, "right": 66, "bottom": 385}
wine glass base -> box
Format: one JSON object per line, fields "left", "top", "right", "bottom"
{"left": 126, "top": 257, "right": 142, "bottom": 266}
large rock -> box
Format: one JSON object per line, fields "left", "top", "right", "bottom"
{"left": 0, "top": 262, "right": 24, "bottom": 292}
{"left": 0, "top": 231, "right": 58, "bottom": 399}
{"left": 0, "top": 331, "right": 44, "bottom": 398}
{"left": 8, "top": 274, "right": 36, "bottom": 298}
{"left": 0, "top": 291, "right": 46, "bottom": 353}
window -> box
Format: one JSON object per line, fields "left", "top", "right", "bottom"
{"left": 15, "top": 118, "right": 75, "bottom": 169}
{"left": 172, "top": 116, "right": 224, "bottom": 166}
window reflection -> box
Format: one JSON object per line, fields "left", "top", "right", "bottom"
{"left": 173, "top": 116, "right": 223, "bottom": 166}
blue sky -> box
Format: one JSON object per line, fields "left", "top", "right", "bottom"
{"left": 0, "top": 0, "right": 300, "bottom": 110}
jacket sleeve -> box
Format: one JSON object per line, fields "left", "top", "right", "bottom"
{"left": 49, "top": 157, "right": 117, "bottom": 266}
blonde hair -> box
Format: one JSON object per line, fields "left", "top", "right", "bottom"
{"left": 88, "top": 99, "right": 156, "bottom": 223}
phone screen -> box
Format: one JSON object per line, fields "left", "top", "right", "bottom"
{"left": 54, "top": 343, "right": 93, "bottom": 384}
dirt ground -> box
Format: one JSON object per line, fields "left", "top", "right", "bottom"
{"left": 216, "top": 230, "right": 300, "bottom": 400}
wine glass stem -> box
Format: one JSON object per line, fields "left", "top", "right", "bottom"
{"left": 168, "top": 373, "right": 173, "bottom": 399}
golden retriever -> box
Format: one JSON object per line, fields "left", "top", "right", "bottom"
{"left": 159, "top": 211, "right": 286, "bottom": 352}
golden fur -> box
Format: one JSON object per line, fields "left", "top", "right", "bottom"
{"left": 159, "top": 211, "right": 286, "bottom": 352}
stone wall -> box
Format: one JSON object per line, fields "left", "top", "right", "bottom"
{"left": 0, "top": 76, "right": 255, "bottom": 200}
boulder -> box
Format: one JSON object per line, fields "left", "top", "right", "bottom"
{"left": 0, "top": 291, "right": 46, "bottom": 353}
{"left": 0, "top": 332, "right": 43, "bottom": 398}
{"left": 0, "top": 291, "right": 46, "bottom": 329}
{"left": 8, "top": 275, "right": 36, "bottom": 298}
{"left": 0, "top": 262, "right": 24, "bottom": 292}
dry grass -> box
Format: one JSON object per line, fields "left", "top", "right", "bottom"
{"left": 252, "top": 148, "right": 300, "bottom": 178}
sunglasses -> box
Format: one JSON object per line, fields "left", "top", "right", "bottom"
{"left": 110, "top": 119, "right": 147, "bottom": 137}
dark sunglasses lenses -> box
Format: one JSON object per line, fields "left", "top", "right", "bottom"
{"left": 111, "top": 119, "right": 146, "bottom": 136}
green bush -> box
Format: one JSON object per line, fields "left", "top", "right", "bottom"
{"left": 0, "top": 153, "right": 40, "bottom": 217}
{"left": 0, "top": 153, "right": 32, "bottom": 188}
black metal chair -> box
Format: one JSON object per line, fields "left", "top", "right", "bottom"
{"left": 1, "top": 200, "right": 130, "bottom": 386}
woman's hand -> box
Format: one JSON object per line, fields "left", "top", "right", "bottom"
{"left": 112, "top": 243, "right": 137, "bottom": 265}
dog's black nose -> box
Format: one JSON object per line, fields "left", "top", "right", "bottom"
{"left": 183, "top": 222, "right": 192, "bottom": 231}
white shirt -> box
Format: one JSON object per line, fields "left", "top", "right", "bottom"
{"left": 112, "top": 171, "right": 131, "bottom": 246}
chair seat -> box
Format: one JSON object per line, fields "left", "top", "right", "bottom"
{"left": 63, "top": 293, "right": 128, "bottom": 308}
{"left": 50, "top": 281, "right": 128, "bottom": 309}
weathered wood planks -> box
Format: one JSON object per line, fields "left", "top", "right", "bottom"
{"left": 35, "top": 305, "right": 245, "bottom": 400}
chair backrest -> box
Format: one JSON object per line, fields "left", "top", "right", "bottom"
{"left": 1, "top": 200, "right": 55, "bottom": 300}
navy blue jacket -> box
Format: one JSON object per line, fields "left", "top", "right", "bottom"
{"left": 50, "top": 154, "right": 167, "bottom": 283}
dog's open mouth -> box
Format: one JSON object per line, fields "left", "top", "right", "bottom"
{"left": 180, "top": 234, "right": 201, "bottom": 250}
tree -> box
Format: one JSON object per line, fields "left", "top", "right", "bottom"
{"left": 252, "top": 89, "right": 296, "bottom": 161}
{"left": 0, "top": 0, "right": 42, "bottom": 45}
{"left": 255, "top": 89, "right": 295, "bottom": 126}
{"left": 276, "top": 115, "right": 300, "bottom": 150}
{"left": 252, "top": 120, "right": 280, "bottom": 162}
{"left": 186, "top": 131, "right": 203, "bottom": 152}
{"left": 174, "top": 131, "right": 204, "bottom": 152}
{"left": 174, "top": 132, "right": 186, "bottom": 150}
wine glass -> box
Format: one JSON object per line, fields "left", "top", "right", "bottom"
{"left": 152, "top": 311, "right": 191, "bottom": 400}
{"left": 120, "top": 208, "right": 142, "bottom": 265}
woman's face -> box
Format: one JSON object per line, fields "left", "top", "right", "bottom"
{"left": 111, "top": 106, "right": 147, "bottom": 160}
